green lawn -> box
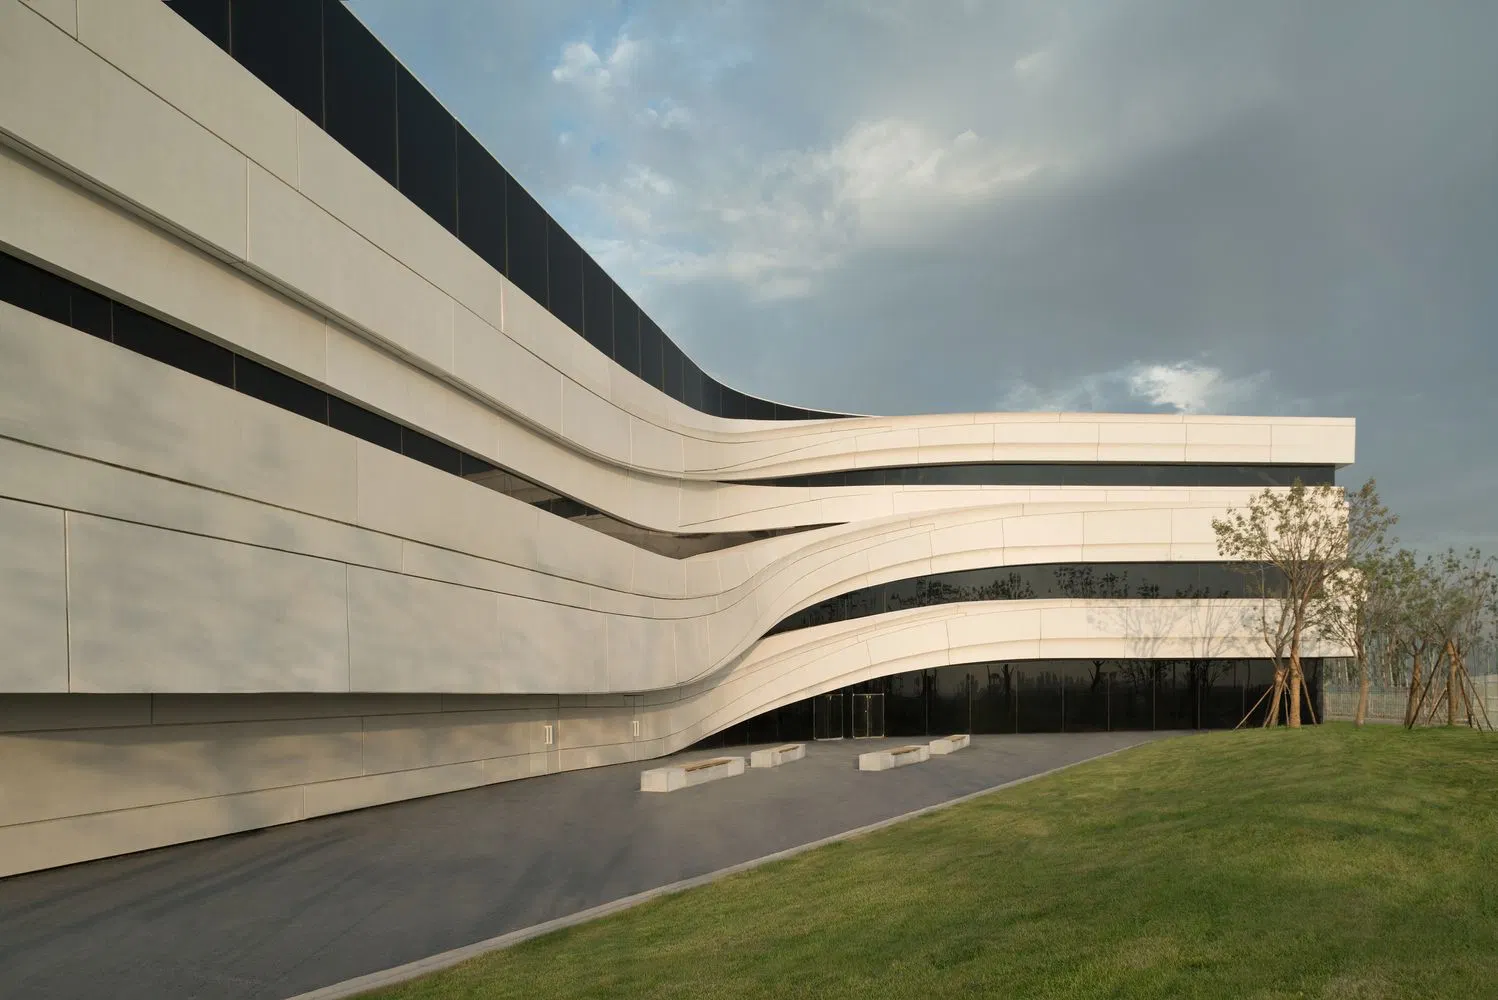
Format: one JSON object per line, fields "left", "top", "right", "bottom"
{"left": 371, "top": 725, "right": 1498, "bottom": 1000}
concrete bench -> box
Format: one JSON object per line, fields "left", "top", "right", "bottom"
{"left": 750, "top": 743, "right": 806, "bottom": 768}
{"left": 929, "top": 734, "right": 971, "bottom": 755}
{"left": 857, "top": 744, "right": 931, "bottom": 772}
{"left": 640, "top": 756, "right": 746, "bottom": 792}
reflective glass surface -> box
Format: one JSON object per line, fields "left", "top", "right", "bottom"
{"left": 234, "top": 356, "right": 327, "bottom": 423}
{"left": 165, "top": 0, "right": 230, "bottom": 53}
{"left": 612, "top": 287, "right": 640, "bottom": 372}
{"left": 662, "top": 339, "right": 684, "bottom": 400}
{"left": 1065, "top": 663, "right": 1110, "bottom": 732}
{"left": 329, "top": 395, "right": 402, "bottom": 451}
{"left": 0, "top": 250, "right": 72, "bottom": 327}
{"left": 456, "top": 126, "right": 509, "bottom": 276}
{"left": 581, "top": 257, "right": 613, "bottom": 355}
{"left": 497, "top": 183, "right": 547, "bottom": 314}
{"left": 638, "top": 316, "right": 664, "bottom": 390}
{"left": 396, "top": 65, "right": 457, "bottom": 233}
{"left": 402, "top": 430, "right": 464, "bottom": 475}
{"left": 767, "top": 561, "right": 1280, "bottom": 636}
{"left": 1110, "top": 662, "right": 1154, "bottom": 730}
{"left": 927, "top": 668, "right": 972, "bottom": 734}
{"left": 230, "top": 1, "right": 323, "bottom": 124}
{"left": 971, "top": 664, "right": 1017, "bottom": 734}
{"left": 1200, "top": 660, "right": 1246, "bottom": 729}
{"left": 692, "top": 657, "right": 1324, "bottom": 749}
{"left": 68, "top": 286, "right": 113, "bottom": 341}
{"left": 546, "top": 222, "right": 584, "bottom": 335}
{"left": 683, "top": 359, "right": 704, "bottom": 411}
{"left": 745, "top": 464, "right": 1337, "bottom": 489}
{"left": 322, "top": 0, "right": 397, "bottom": 184}
{"left": 112, "top": 303, "right": 233, "bottom": 387}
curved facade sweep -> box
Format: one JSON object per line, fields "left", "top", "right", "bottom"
{"left": 0, "top": 0, "right": 1353, "bottom": 877}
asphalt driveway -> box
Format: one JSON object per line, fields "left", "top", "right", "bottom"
{"left": 0, "top": 731, "right": 1170, "bottom": 999}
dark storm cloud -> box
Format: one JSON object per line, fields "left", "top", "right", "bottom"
{"left": 352, "top": 0, "right": 1497, "bottom": 550}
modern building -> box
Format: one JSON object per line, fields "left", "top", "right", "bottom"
{"left": 0, "top": 0, "right": 1354, "bottom": 878}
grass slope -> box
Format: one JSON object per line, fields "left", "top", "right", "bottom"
{"left": 371, "top": 725, "right": 1498, "bottom": 999}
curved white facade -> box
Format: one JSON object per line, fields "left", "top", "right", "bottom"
{"left": 0, "top": 0, "right": 1353, "bottom": 877}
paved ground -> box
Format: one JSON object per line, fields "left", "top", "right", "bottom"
{"left": 0, "top": 731, "right": 1171, "bottom": 1000}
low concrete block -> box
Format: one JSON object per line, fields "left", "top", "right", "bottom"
{"left": 929, "top": 734, "right": 971, "bottom": 755}
{"left": 640, "top": 755, "right": 745, "bottom": 792}
{"left": 749, "top": 743, "right": 806, "bottom": 769}
{"left": 857, "top": 744, "right": 931, "bottom": 772}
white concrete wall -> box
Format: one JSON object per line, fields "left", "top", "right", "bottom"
{"left": 1, "top": 300, "right": 1333, "bottom": 699}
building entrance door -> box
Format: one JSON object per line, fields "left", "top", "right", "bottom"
{"left": 852, "top": 693, "right": 885, "bottom": 738}
{"left": 813, "top": 693, "right": 844, "bottom": 740}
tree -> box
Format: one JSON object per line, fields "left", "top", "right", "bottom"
{"left": 1391, "top": 555, "right": 1441, "bottom": 727}
{"left": 1307, "top": 480, "right": 1398, "bottom": 726}
{"left": 1406, "top": 548, "right": 1497, "bottom": 730}
{"left": 1213, "top": 480, "right": 1348, "bottom": 728}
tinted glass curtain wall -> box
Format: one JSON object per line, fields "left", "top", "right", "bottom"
{"left": 691, "top": 659, "right": 1325, "bottom": 749}
{"left": 162, "top": 0, "right": 846, "bottom": 421}
{"left": 766, "top": 561, "right": 1286, "bottom": 636}
{"left": 740, "top": 464, "right": 1338, "bottom": 489}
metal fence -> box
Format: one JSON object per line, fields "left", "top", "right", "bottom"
{"left": 1322, "top": 673, "right": 1498, "bottom": 725}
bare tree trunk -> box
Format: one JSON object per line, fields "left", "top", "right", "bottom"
{"left": 1410, "top": 646, "right": 1446, "bottom": 728}
{"left": 1264, "top": 663, "right": 1286, "bottom": 727}
{"left": 1459, "top": 658, "right": 1476, "bottom": 728}
{"left": 1354, "top": 636, "right": 1369, "bottom": 728}
{"left": 1404, "top": 646, "right": 1423, "bottom": 727}
{"left": 1287, "top": 619, "right": 1304, "bottom": 729}
{"left": 1447, "top": 639, "right": 1459, "bottom": 727}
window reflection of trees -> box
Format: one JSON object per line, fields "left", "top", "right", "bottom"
{"left": 768, "top": 562, "right": 1272, "bottom": 636}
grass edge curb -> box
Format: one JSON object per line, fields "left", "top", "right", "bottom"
{"left": 282, "top": 740, "right": 1155, "bottom": 1000}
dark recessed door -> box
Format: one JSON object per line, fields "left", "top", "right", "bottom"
{"left": 813, "top": 693, "right": 844, "bottom": 740}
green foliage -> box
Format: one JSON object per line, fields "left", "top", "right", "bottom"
{"left": 370, "top": 727, "right": 1498, "bottom": 1000}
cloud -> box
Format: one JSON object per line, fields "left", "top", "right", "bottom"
{"left": 1012, "top": 47, "right": 1055, "bottom": 86}
{"left": 998, "top": 362, "right": 1273, "bottom": 415}
{"left": 1127, "top": 363, "right": 1269, "bottom": 413}
{"left": 551, "top": 34, "right": 641, "bottom": 94}
{"left": 574, "top": 117, "right": 1054, "bottom": 301}
{"left": 637, "top": 98, "right": 694, "bottom": 130}
{"left": 623, "top": 164, "right": 674, "bottom": 196}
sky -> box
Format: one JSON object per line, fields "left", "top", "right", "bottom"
{"left": 349, "top": 0, "right": 1498, "bottom": 553}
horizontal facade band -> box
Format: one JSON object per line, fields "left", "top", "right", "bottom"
{"left": 0, "top": 247, "right": 777, "bottom": 556}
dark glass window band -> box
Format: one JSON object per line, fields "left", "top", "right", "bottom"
{"left": 733, "top": 464, "right": 1336, "bottom": 489}
{"left": 766, "top": 561, "right": 1282, "bottom": 636}
{"left": 690, "top": 657, "right": 1324, "bottom": 746}
{"left": 161, "top": 0, "right": 848, "bottom": 422}
{"left": 0, "top": 247, "right": 614, "bottom": 510}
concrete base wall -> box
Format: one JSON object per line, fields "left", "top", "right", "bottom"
{"left": 0, "top": 692, "right": 667, "bottom": 878}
